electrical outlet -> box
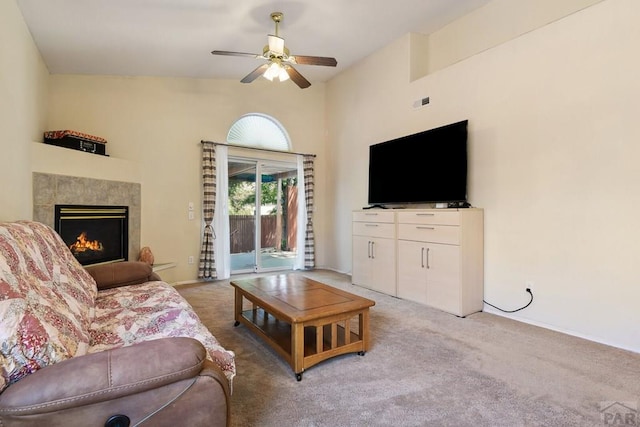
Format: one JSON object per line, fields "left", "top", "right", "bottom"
{"left": 525, "top": 281, "right": 534, "bottom": 292}
{"left": 188, "top": 256, "right": 194, "bottom": 265}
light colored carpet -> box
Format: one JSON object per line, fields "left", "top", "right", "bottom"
{"left": 177, "top": 269, "right": 640, "bottom": 427}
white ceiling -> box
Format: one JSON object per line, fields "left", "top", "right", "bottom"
{"left": 16, "top": 0, "right": 491, "bottom": 85}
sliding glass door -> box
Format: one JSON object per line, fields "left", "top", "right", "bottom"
{"left": 228, "top": 158, "right": 298, "bottom": 274}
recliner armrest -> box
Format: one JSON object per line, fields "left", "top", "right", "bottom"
{"left": 0, "top": 337, "right": 208, "bottom": 413}
{"left": 85, "top": 261, "right": 161, "bottom": 289}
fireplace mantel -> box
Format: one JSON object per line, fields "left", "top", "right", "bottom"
{"left": 33, "top": 172, "right": 141, "bottom": 262}
{"left": 31, "top": 141, "right": 140, "bottom": 183}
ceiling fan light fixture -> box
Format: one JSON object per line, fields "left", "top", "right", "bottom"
{"left": 263, "top": 62, "right": 280, "bottom": 81}
{"left": 278, "top": 67, "right": 290, "bottom": 82}
{"left": 263, "top": 62, "right": 290, "bottom": 82}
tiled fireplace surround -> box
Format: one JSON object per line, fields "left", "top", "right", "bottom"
{"left": 33, "top": 172, "right": 141, "bottom": 261}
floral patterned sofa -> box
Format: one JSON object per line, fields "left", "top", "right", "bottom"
{"left": 0, "top": 221, "right": 235, "bottom": 426}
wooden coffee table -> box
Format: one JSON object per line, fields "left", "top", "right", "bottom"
{"left": 230, "top": 274, "right": 375, "bottom": 381}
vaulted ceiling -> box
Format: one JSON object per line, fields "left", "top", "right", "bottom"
{"left": 16, "top": 0, "right": 491, "bottom": 84}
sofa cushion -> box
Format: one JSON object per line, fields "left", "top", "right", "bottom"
{"left": 0, "top": 221, "right": 98, "bottom": 391}
{"left": 90, "top": 281, "right": 236, "bottom": 383}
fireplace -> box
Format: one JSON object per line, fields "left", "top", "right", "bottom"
{"left": 54, "top": 205, "right": 129, "bottom": 266}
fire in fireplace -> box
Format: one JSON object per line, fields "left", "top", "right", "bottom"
{"left": 54, "top": 205, "right": 128, "bottom": 266}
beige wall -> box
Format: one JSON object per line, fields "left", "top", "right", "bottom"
{"left": 5, "top": 0, "right": 640, "bottom": 352}
{"left": 425, "top": 0, "right": 604, "bottom": 75}
{"left": 45, "top": 76, "right": 327, "bottom": 281}
{"left": 0, "top": 0, "right": 49, "bottom": 221}
{"left": 326, "top": 0, "right": 640, "bottom": 352}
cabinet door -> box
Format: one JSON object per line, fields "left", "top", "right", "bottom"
{"left": 397, "top": 240, "right": 427, "bottom": 304}
{"left": 370, "top": 238, "right": 396, "bottom": 296}
{"left": 426, "top": 243, "right": 461, "bottom": 315}
{"left": 352, "top": 235, "right": 372, "bottom": 287}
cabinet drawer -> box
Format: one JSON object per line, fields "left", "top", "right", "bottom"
{"left": 353, "top": 211, "right": 395, "bottom": 223}
{"left": 397, "top": 223, "right": 459, "bottom": 245}
{"left": 397, "top": 210, "right": 459, "bottom": 226}
{"left": 353, "top": 221, "right": 395, "bottom": 239}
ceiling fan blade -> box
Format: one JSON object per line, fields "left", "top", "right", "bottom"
{"left": 211, "top": 50, "right": 261, "bottom": 59}
{"left": 289, "top": 55, "right": 337, "bottom": 67}
{"left": 285, "top": 65, "right": 311, "bottom": 89}
{"left": 241, "top": 63, "right": 269, "bottom": 83}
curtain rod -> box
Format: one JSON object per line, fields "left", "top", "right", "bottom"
{"left": 200, "top": 140, "right": 316, "bottom": 158}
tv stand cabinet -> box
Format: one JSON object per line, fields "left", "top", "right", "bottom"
{"left": 352, "top": 211, "right": 397, "bottom": 296}
{"left": 352, "top": 208, "right": 484, "bottom": 317}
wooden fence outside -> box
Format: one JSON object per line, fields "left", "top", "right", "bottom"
{"left": 230, "top": 215, "right": 276, "bottom": 253}
{"left": 230, "top": 211, "right": 297, "bottom": 254}
{"left": 229, "top": 184, "right": 298, "bottom": 254}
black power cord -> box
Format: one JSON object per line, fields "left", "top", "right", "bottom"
{"left": 483, "top": 288, "right": 533, "bottom": 313}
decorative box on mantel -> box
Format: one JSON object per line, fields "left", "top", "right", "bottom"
{"left": 44, "top": 130, "right": 108, "bottom": 156}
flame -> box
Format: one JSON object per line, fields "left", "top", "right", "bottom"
{"left": 69, "top": 232, "right": 104, "bottom": 253}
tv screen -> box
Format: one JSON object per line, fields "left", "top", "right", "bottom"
{"left": 368, "top": 120, "right": 468, "bottom": 205}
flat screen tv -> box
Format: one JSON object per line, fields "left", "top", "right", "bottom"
{"left": 368, "top": 120, "right": 468, "bottom": 205}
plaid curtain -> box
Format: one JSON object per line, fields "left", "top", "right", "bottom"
{"left": 303, "top": 155, "right": 315, "bottom": 268}
{"left": 198, "top": 142, "right": 217, "bottom": 279}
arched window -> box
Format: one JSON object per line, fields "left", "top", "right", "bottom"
{"left": 227, "top": 113, "right": 291, "bottom": 151}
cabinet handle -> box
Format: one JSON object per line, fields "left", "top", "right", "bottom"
{"left": 367, "top": 241, "right": 372, "bottom": 258}
{"left": 417, "top": 213, "right": 435, "bottom": 216}
{"left": 364, "top": 213, "right": 378, "bottom": 216}
{"left": 421, "top": 247, "right": 425, "bottom": 268}
{"left": 426, "top": 248, "right": 430, "bottom": 269}
{"left": 371, "top": 241, "right": 375, "bottom": 259}
{"left": 417, "top": 226, "right": 435, "bottom": 230}
{"left": 365, "top": 224, "right": 379, "bottom": 227}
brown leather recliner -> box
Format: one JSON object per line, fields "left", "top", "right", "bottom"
{"left": 0, "top": 337, "right": 230, "bottom": 427}
{"left": 0, "top": 221, "right": 233, "bottom": 427}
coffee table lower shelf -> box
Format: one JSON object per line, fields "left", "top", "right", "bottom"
{"left": 235, "top": 307, "right": 368, "bottom": 381}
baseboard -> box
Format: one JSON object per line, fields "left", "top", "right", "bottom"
{"left": 172, "top": 267, "right": 350, "bottom": 285}
{"left": 312, "top": 265, "right": 350, "bottom": 275}
{"left": 172, "top": 279, "right": 213, "bottom": 286}
{"left": 483, "top": 306, "right": 639, "bottom": 354}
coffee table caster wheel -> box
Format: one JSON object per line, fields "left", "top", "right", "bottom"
{"left": 358, "top": 351, "right": 365, "bottom": 356}
{"left": 234, "top": 321, "right": 240, "bottom": 327}
{"left": 296, "top": 373, "right": 303, "bottom": 381}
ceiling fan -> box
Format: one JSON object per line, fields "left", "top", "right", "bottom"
{"left": 211, "top": 12, "right": 337, "bottom": 89}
